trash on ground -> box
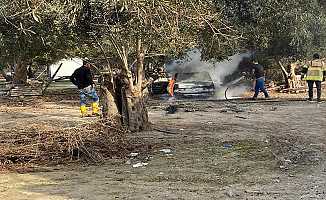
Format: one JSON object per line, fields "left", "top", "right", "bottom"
{"left": 184, "top": 108, "right": 198, "bottom": 112}
{"left": 129, "top": 153, "right": 139, "bottom": 157}
{"left": 160, "top": 148, "right": 173, "bottom": 154}
{"left": 235, "top": 116, "right": 247, "bottom": 119}
{"left": 132, "top": 162, "right": 148, "bottom": 168}
{"left": 223, "top": 144, "right": 233, "bottom": 149}
{"left": 166, "top": 105, "right": 178, "bottom": 114}
{"left": 270, "top": 107, "right": 277, "bottom": 111}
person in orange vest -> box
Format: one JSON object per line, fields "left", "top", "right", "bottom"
{"left": 167, "top": 73, "right": 178, "bottom": 97}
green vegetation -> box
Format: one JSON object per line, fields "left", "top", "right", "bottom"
{"left": 214, "top": 0, "right": 326, "bottom": 59}
{"left": 1, "top": 0, "right": 325, "bottom": 73}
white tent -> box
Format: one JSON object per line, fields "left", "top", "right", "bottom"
{"left": 49, "top": 58, "right": 83, "bottom": 80}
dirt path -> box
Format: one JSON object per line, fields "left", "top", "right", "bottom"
{"left": 0, "top": 99, "right": 91, "bottom": 131}
{"left": 0, "top": 98, "right": 326, "bottom": 200}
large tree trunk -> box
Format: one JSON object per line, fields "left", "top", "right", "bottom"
{"left": 105, "top": 72, "right": 148, "bottom": 132}
{"left": 13, "top": 61, "right": 27, "bottom": 84}
{"left": 123, "top": 91, "right": 149, "bottom": 131}
{"left": 120, "top": 41, "right": 149, "bottom": 132}
{"left": 102, "top": 40, "right": 149, "bottom": 132}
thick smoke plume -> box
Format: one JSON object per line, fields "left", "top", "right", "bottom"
{"left": 165, "top": 49, "right": 251, "bottom": 98}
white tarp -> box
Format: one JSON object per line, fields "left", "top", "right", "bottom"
{"left": 49, "top": 58, "right": 83, "bottom": 80}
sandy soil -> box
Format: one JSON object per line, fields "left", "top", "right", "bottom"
{"left": 0, "top": 96, "right": 326, "bottom": 200}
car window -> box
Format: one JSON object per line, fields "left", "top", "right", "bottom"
{"left": 177, "top": 72, "right": 212, "bottom": 82}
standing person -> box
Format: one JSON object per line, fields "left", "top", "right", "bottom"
{"left": 252, "top": 60, "right": 270, "bottom": 100}
{"left": 167, "top": 73, "right": 178, "bottom": 97}
{"left": 301, "top": 53, "right": 326, "bottom": 102}
{"left": 70, "top": 60, "right": 100, "bottom": 117}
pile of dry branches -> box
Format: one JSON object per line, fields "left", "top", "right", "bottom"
{"left": 0, "top": 120, "right": 132, "bottom": 168}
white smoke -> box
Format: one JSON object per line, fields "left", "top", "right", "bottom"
{"left": 215, "top": 85, "right": 250, "bottom": 100}
{"left": 165, "top": 49, "right": 252, "bottom": 98}
{"left": 226, "top": 86, "right": 250, "bottom": 99}
{"left": 210, "top": 53, "right": 251, "bottom": 86}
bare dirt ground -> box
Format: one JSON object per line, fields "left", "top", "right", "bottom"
{"left": 0, "top": 95, "right": 326, "bottom": 200}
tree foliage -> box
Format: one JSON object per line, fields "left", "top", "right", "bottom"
{"left": 0, "top": 0, "right": 325, "bottom": 75}
{"left": 77, "top": 0, "right": 241, "bottom": 65}
{"left": 0, "top": 0, "right": 80, "bottom": 66}
{"left": 215, "top": 0, "right": 326, "bottom": 59}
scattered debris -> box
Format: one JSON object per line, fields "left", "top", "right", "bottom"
{"left": 184, "top": 108, "right": 198, "bottom": 112}
{"left": 244, "top": 190, "right": 293, "bottom": 195}
{"left": 125, "top": 153, "right": 152, "bottom": 167}
{"left": 165, "top": 105, "right": 178, "bottom": 114}
{"left": 235, "top": 116, "right": 247, "bottom": 119}
{"left": 279, "top": 165, "right": 287, "bottom": 170}
{"left": 277, "top": 88, "right": 307, "bottom": 94}
{"left": 160, "top": 149, "right": 173, "bottom": 154}
{"left": 284, "top": 159, "right": 292, "bottom": 163}
{"left": 129, "top": 153, "right": 139, "bottom": 157}
{"left": 223, "top": 144, "right": 233, "bottom": 149}
{"left": 132, "top": 162, "right": 148, "bottom": 168}
{"left": 270, "top": 107, "right": 277, "bottom": 111}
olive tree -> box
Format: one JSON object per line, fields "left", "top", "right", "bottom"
{"left": 0, "top": 0, "right": 81, "bottom": 83}
{"left": 77, "top": 0, "right": 240, "bottom": 131}
{"left": 215, "top": 0, "right": 326, "bottom": 59}
{"left": 0, "top": 0, "right": 242, "bottom": 131}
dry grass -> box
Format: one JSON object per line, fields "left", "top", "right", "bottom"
{"left": 0, "top": 120, "right": 132, "bottom": 171}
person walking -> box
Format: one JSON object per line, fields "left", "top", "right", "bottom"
{"left": 252, "top": 60, "right": 270, "bottom": 100}
{"left": 70, "top": 60, "right": 100, "bottom": 117}
{"left": 301, "top": 53, "right": 326, "bottom": 102}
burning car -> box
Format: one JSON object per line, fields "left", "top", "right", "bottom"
{"left": 174, "top": 71, "right": 215, "bottom": 97}
{"left": 150, "top": 77, "right": 170, "bottom": 95}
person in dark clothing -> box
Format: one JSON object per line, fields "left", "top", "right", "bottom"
{"left": 252, "top": 61, "right": 269, "bottom": 99}
{"left": 70, "top": 60, "right": 100, "bottom": 117}
{"left": 70, "top": 61, "right": 94, "bottom": 89}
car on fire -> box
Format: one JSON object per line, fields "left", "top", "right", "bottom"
{"left": 150, "top": 77, "right": 170, "bottom": 95}
{"left": 174, "top": 71, "right": 215, "bottom": 97}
